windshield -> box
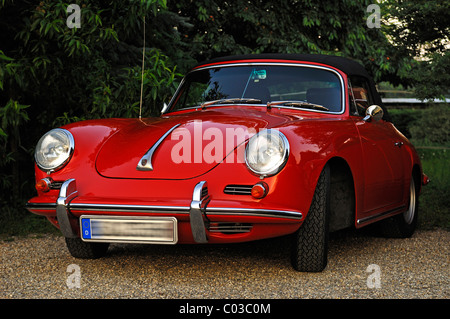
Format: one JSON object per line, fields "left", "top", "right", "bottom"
{"left": 168, "top": 64, "right": 343, "bottom": 113}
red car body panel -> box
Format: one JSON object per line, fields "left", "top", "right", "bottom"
{"left": 26, "top": 55, "right": 425, "bottom": 248}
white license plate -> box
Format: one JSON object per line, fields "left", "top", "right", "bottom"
{"left": 80, "top": 215, "right": 178, "bottom": 244}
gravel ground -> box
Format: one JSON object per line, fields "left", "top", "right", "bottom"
{"left": 0, "top": 228, "right": 448, "bottom": 299}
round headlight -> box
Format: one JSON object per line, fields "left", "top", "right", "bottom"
{"left": 245, "top": 129, "right": 289, "bottom": 177}
{"left": 35, "top": 128, "right": 74, "bottom": 173}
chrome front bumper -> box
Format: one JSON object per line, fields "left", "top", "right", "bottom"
{"left": 27, "top": 179, "right": 303, "bottom": 243}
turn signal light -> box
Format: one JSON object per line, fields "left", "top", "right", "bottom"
{"left": 251, "top": 182, "right": 268, "bottom": 199}
{"left": 35, "top": 178, "right": 51, "bottom": 192}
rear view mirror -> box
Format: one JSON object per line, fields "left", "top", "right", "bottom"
{"left": 363, "top": 105, "right": 383, "bottom": 122}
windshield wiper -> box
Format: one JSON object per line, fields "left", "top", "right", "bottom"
{"left": 200, "top": 98, "right": 262, "bottom": 109}
{"left": 267, "top": 100, "right": 329, "bottom": 111}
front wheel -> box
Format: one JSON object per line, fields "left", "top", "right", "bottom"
{"left": 65, "top": 237, "right": 109, "bottom": 259}
{"left": 291, "top": 165, "right": 330, "bottom": 272}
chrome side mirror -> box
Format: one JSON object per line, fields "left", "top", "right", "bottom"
{"left": 161, "top": 102, "right": 169, "bottom": 115}
{"left": 363, "top": 105, "right": 383, "bottom": 122}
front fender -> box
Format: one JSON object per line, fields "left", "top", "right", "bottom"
{"left": 275, "top": 118, "right": 363, "bottom": 217}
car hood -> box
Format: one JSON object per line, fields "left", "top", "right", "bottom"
{"left": 95, "top": 107, "right": 299, "bottom": 179}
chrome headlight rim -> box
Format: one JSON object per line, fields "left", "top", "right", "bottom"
{"left": 245, "top": 129, "right": 290, "bottom": 177}
{"left": 35, "top": 128, "right": 75, "bottom": 173}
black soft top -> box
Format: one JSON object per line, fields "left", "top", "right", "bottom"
{"left": 195, "top": 53, "right": 370, "bottom": 78}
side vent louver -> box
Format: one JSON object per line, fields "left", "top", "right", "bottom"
{"left": 208, "top": 223, "right": 253, "bottom": 234}
{"left": 223, "top": 185, "right": 252, "bottom": 195}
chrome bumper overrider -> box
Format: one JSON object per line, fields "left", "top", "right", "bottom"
{"left": 189, "top": 181, "right": 209, "bottom": 243}
{"left": 56, "top": 178, "right": 78, "bottom": 238}
{"left": 27, "top": 179, "right": 303, "bottom": 243}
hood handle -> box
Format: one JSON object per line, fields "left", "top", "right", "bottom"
{"left": 136, "top": 124, "right": 181, "bottom": 171}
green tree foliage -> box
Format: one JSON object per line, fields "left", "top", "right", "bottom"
{"left": 381, "top": 0, "right": 450, "bottom": 99}
{"left": 169, "top": 0, "right": 410, "bottom": 84}
{"left": 0, "top": 0, "right": 182, "bottom": 120}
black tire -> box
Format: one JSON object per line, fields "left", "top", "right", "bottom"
{"left": 291, "top": 165, "right": 331, "bottom": 272}
{"left": 378, "top": 176, "right": 419, "bottom": 238}
{"left": 65, "top": 237, "right": 109, "bottom": 259}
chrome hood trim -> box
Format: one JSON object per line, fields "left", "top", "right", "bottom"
{"left": 136, "top": 124, "right": 180, "bottom": 171}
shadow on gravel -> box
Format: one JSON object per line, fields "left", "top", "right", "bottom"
{"left": 102, "top": 226, "right": 380, "bottom": 272}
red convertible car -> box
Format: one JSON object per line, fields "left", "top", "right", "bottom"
{"left": 26, "top": 54, "right": 428, "bottom": 272}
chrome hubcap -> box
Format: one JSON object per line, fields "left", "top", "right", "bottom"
{"left": 403, "top": 178, "right": 416, "bottom": 225}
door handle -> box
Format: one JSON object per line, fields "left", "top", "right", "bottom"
{"left": 394, "top": 142, "right": 404, "bottom": 148}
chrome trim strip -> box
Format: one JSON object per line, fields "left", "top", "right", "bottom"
{"left": 25, "top": 202, "right": 57, "bottom": 211}
{"left": 136, "top": 124, "right": 181, "bottom": 171}
{"left": 69, "top": 202, "right": 302, "bottom": 220}
{"left": 26, "top": 201, "right": 302, "bottom": 220}
{"left": 356, "top": 205, "right": 407, "bottom": 225}
{"left": 70, "top": 203, "right": 190, "bottom": 213}
{"left": 206, "top": 207, "right": 303, "bottom": 220}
